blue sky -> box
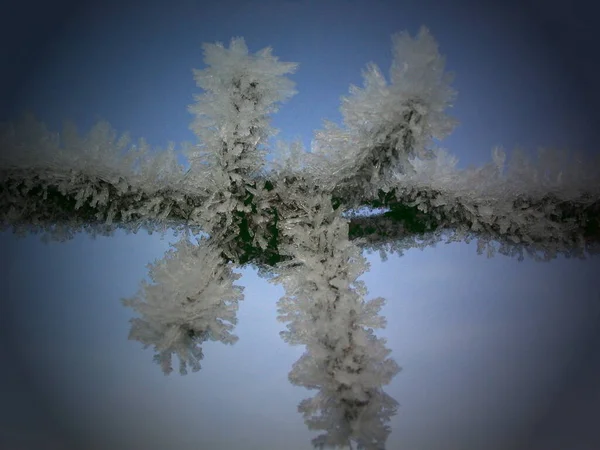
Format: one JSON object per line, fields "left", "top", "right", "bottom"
{"left": 1, "top": 1, "right": 599, "bottom": 449}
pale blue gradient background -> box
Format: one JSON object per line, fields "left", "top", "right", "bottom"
{"left": 1, "top": 1, "right": 599, "bottom": 449}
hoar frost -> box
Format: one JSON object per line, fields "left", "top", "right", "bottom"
{"left": 1, "top": 27, "right": 599, "bottom": 450}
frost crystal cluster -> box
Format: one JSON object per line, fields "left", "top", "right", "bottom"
{"left": 122, "top": 235, "right": 244, "bottom": 375}
{"left": 268, "top": 192, "right": 400, "bottom": 448}
{"left": 1, "top": 27, "right": 599, "bottom": 449}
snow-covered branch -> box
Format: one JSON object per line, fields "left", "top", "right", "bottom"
{"left": 266, "top": 191, "right": 399, "bottom": 449}
{"left": 304, "top": 27, "right": 457, "bottom": 198}
{"left": 122, "top": 234, "right": 245, "bottom": 375}
{"left": 350, "top": 146, "right": 600, "bottom": 262}
{"left": 2, "top": 30, "right": 598, "bottom": 265}
{"left": 0, "top": 115, "right": 215, "bottom": 241}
